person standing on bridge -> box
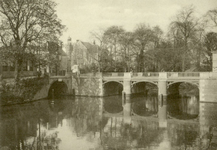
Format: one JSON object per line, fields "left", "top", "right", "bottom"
{"left": 71, "top": 65, "right": 80, "bottom": 77}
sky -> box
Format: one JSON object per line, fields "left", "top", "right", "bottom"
{"left": 55, "top": 0, "right": 217, "bottom": 44}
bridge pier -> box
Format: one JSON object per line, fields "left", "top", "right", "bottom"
{"left": 123, "top": 79, "right": 131, "bottom": 103}
{"left": 123, "top": 102, "right": 132, "bottom": 117}
{"left": 123, "top": 73, "right": 131, "bottom": 103}
{"left": 158, "top": 79, "right": 167, "bottom": 127}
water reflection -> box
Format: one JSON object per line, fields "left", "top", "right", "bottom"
{"left": 0, "top": 96, "right": 217, "bottom": 150}
{"left": 101, "top": 117, "right": 163, "bottom": 149}
{"left": 168, "top": 95, "right": 199, "bottom": 120}
{"left": 103, "top": 96, "right": 123, "bottom": 114}
{"left": 132, "top": 95, "right": 158, "bottom": 117}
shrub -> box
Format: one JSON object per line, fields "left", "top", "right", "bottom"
{"left": 1, "top": 76, "right": 49, "bottom": 105}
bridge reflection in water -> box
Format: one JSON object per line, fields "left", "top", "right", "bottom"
{"left": 1, "top": 95, "right": 217, "bottom": 150}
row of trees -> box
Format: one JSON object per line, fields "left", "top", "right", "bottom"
{"left": 0, "top": 0, "right": 65, "bottom": 81}
{"left": 91, "top": 6, "right": 217, "bottom": 72}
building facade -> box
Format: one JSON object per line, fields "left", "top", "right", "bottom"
{"left": 67, "top": 40, "right": 99, "bottom": 72}
{"left": 0, "top": 42, "right": 68, "bottom": 79}
{"left": 0, "top": 58, "right": 37, "bottom": 79}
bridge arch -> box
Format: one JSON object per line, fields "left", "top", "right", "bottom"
{"left": 103, "top": 80, "right": 123, "bottom": 85}
{"left": 167, "top": 81, "right": 199, "bottom": 120}
{"left": 103, "top": 81, "right": 123, "bottom": 96}
{"left": 132, "top": 80, "right": 158, "bottom": 86}
{"left": 167, "top": 81, "right": 199, "bottom": 89}
{"left": 131, "top": 81, "right": 158, "bottom": 96}
{"left": 48, "top": 80, "right": 68, "bottom": 99}
{"left": 131, "top": 81, "right": 158, "bottom": 116}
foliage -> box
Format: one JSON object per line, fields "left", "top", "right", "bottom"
{"left": 133, "top": 24, "right": 156, "bottom": 71}
{"left": 102, "top": 26, "right": 125, "bottom": 70}
{"left": 169, "top": 6, "right": 203, "bottom": 71}
{"left": 80, "top": 63, "right": 99, "bottom": 74}
{"left": 0, "top": 0, "right": 65, "bottom": 80}
{"left": 88, "top": 6, "right": 217, "bottom": 73}
{"left": 179, "top": 83, "right": 199, "bottom": 96}
{"left": 1, "top": 75, "right": 49, "bottom": 105}
{"left": 206, "top": 8, "right": 217, "bottom": 28}
{"left": 201, "top": 32, "right": 217, "bottom": 71}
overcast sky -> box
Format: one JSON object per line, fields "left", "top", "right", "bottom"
{"left": 55, "top": 0, "right": 217, "bottom": 44}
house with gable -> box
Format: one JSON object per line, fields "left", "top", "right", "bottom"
{"left": 70, "top": 40, "right": 99, "bottom": 72}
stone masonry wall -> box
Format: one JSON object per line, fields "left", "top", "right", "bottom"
{"left": 200, "top": 79, "right": 217, "bottom": 103}
{"left": 71, "top": 75, "right": 103, "bottom": 96}
{"left": 200, "top": 79, "right": 217, "bottom": 125}
{"left": 33, "top": 85, "right": 49, "bottom": 100}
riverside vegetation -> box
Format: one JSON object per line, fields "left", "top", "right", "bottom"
{"left": 1, "top": 75, "right": 49, "bottom": 105}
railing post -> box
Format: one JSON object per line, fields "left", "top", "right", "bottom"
{"left": 159, "top": 72, "right": 167, "bottom": 78}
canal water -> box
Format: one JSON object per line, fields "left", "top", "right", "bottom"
{"left": 1, "top": 95, "right": 217, "bottom": 150}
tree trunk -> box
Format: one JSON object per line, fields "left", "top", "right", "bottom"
{"left": 114, "top": 41, "right": 117, "bottom": 71}
{"left": 197, "top": 48, "right": 201, "bottom": 71}
{"left": 124, "top": 47, "right": 127, "bottom": 72}
{"left": 182, "top": 38, "right": 188, "bottom": 72}
{"left": 15, "top": 59, "right": 22, "bottom": 82}
{"left": 139, "top": 49, "right": 144, "bottom": 72}
{"left": 182, "top": 54, "right": 185, "bottom": 72}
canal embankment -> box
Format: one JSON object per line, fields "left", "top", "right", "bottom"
{"left": 0, "top": 75, "right": 49, "bottom": 106}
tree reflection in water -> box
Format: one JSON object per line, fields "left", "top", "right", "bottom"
{"left": 132, "top": 96, "right": 158, "bottom": 117}
{"left": 1, "top": 96, "right": 217, "bottom": 150}
{"left": 100, "top": 117, "right": 163, "bottom": 149}
{"left": 103, "top": 96, "right": 123, "bottom": 114}
{"left": 167, "top": 122, "right": 199, "bottom": 149}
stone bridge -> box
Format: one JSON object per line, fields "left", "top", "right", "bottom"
{"left": 33, "top": 75, "right": 73, "bottom": 100}
{"left": 101, "top": 72, "right": 217, "bottom": 126}
{"left": 101, "top": 72, "right": 217, "bottom": 100}
{"left": 38, "top": 72, "right": 217, "bottom": 102}
{"left": 32, "top": 71, "right": 217, "bottom": 126}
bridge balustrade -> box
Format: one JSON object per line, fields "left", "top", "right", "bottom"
{"left": 102, "top": 72, "right": 124, "bottom": 77}
{"left": 101, "top": 73, "right": 112, "bottom": 76}
{"left": 102, "top": 72, "right": 204, "bottom": 78}
{"left": 61, "top": 72, "right": 217, "bottom": 79}
{"left": 143, "top": 72, "right": 159, "bottom": 77}
{"left": 167, "top": 72, "right": 200, "bottom": 78}
{"left": 167, "top": 72, "right": 217, "bottom": 79}
{"left": 132, "top": 72, "right": 159, "bottom": 77}
{"left": 178, "top": 72, "right": 200, "bottom": 77}
{"left": 118, "top": 72, "right": 124, "bottom": 76}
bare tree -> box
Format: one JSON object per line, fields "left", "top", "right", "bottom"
{"left": 169, "top": 6, "right": 200, "bottom": 71}
{"left": 119, "top": 31, "right": 134, "bottom": 71}
{"left": 103, "top": 26, "right": 125, "bottom": 71}
{"left": 133, "top": 23, "right": 155, "bottom": 72}
{"left": 0, "top": 0, "right": 65, "bottom": 81}
{"left": 207, "top": 8, "right": 217, "bottom": 27}
{"left": 90, "top": 28, "right": 105, "bottom": 47}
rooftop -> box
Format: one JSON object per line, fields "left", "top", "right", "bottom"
{"left": 81, "top": 41, "right": 99, "bottom": 54}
